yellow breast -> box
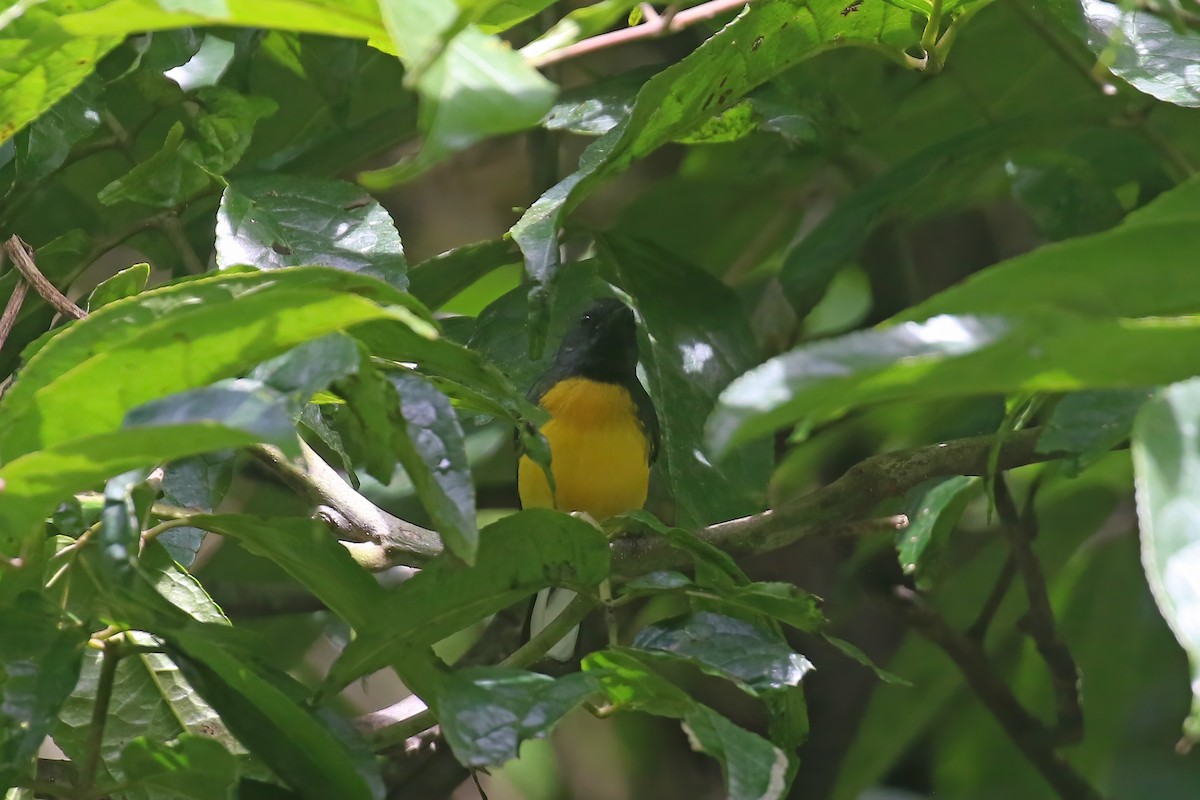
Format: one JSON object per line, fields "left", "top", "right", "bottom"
{"left": 517, "top": 377, "right": 651, "bottom": 521}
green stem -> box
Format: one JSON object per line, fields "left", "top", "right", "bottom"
{"left": 920, "top": 0, "right": 944, "bottom": 67}
{"left": 500, "top": 594, "right": 596, "bottom": 669}
{"left": 76, "top": 640, "right": 123, "bottom": 798}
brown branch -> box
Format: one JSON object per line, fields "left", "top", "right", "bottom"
{"left": 995, "top": 475, "right": 1083, "bottom": 745}
{"left": 887, "top": 587, "right": 1102, "bottom": 800}
{"left": 3, "top": 236, "right": 87, "bottom": 321}
{"left": 529, "top": 0, "right": 753, "bottom": 68}
{"left": 0, "top": 278, "right": 29, "bottom": 355}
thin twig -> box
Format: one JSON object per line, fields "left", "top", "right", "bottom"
{"left": 966, "top": 554, "right": 1015, "bottom": 642}
{"left": 3, "top": 236, "right": 87, "bottom": 321}
{"left": 0, "top": 278, "right": 29, "bottom": 354}
{"left": 887, "top": 587, "right": 1102, "bottom": 800}
{"left": 529, "top": 0, "right": 753, "bottom": 67}
{"left": 994, "top": 476, "right": 1083, "bottom": 745}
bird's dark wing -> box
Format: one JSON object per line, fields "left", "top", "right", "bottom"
{"left": 629, "top": 379, "right": 661, "bottom": 465}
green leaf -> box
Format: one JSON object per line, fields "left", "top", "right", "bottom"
{"left": 387, "top": 371, "right": 477, "bottom": 562}
{"left": 119, "top": 735, "right": 237, "bottom": 800}
{"left": 0, "top": 603, "right": 87, "bottom": 789}
{"left": 323, "top": 509, "right": 610, "bottom": 694}
{"left": 0, "top": 267, "right": 408, "bottom": 462}
{"left": 1132, "top": 378, "right": 1200, "bottom": 743}
{"left": 359, "top": 0, "right": 556, "bottom": 184}
{"left": 1005, "top": 148, "right": 1126, "bottom": 241}
{"left": 0, "top": 2, "right": 120, "bottom": 148}
{"left": 897, "top": 476, "right": 978, "bottom": 578}
{"left": 435, "top": 667, "right": 599, "bottom": 767}
{"left": 87, "top": 262, "right": 151, "bottom": 311}
{"left": 124, "top": 379, "right": 300, "bottom": 457}
{"left": 511, "top": 0, "right": 925, "bottom": 341}
{"left": 602, "top": 235, "right": 770, "bottom": 526}
{"left": 176, "top": 514, "right": 445, "bottom": 700}
{"left": 1038, "top": 389, "right": 1152, "bottom": 475}
{"left": 250, "top": 333, "right": 363, "bottom": 415}
{"left": 407, "top": 239, "right": 520, "bottom": 310}
{"left": 55, "top": 642, "right": 240, "bottom": 800}
{"left": 55, "top": 0, "right": 388, "bottom": 40}
{"left": 630, "top": 612, "right": 814, "bottom": 695}
{"left": 162, "top": 33, "right": 236, "bottom": 91}
{"left": 0, "top": 425, "right": 288, "bottom": 558}
{"left": 542, "top": 67, "right": 655, "bottom": 136}
{"left": 169, "top": 633, "right": 384, "bottom": 800}
{"left": 159, "top": 452, "right": 235, "bottom": 566}
{"left": 582, "top": 649, "right": 788, "bottom": 800}
{"left": 11, "top": 75, "right": 102, "bottom": 188}
{"left": 1057, "top": 0, "right": 1200, "bottom": 107}
{"left": 215, "top": 176, "right": 408, "bottom": 290}
{"left": 98, "top": 89, "right": 276, "bottom": 207}
{"left": 616, "top": 509, "right": 748, "bottom": 587}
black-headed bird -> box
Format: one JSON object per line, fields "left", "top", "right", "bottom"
{"left": 517, "top": 298, "right": 660, "bottom": 659}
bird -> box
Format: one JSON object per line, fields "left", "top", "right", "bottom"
{"left": 517, "top": 297, "right": 660, "bottom": 659}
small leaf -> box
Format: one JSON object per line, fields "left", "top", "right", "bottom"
{"left": 118, "top": 735, "right": 237, "bottom": 800}
{"left": 1132, "top": 378, "right": 1200, "bottom": 744}
{"left": 897, "top": 476, "right": 978, "bottom": 578}
{"left": 436, "top": 667, "right": 599, "bottom": 767}
{"left": 159, "top": 452, "right": 236, "bottom": 566}
{"left": 12, "top": 75, "right": 102, "bottom": 188}
{"left": 631, "top": 612, "right": 815, "bottom": 694}
{"left": 215, "top": 176, "right": 408, "bottom": 289}
{"left": 87, "top": 263, "right": 152, "bottom": 311}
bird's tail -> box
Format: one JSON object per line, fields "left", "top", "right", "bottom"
{"left": 530, "top": 587, "right": 580, "bottom": 661}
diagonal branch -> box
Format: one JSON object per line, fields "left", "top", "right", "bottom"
{"left": 3, "top": 236, "right": 87, "bottom": 321}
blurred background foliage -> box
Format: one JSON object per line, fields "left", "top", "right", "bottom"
{"left": 3, "top": 0, "right": 1200, "bottom": 798}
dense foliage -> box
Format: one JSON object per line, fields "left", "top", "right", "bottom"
{"left": 2, "top": 0, "right": 1200, "bottom": 797}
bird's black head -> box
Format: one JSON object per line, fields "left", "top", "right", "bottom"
{"left": 551, "top": 298, "right": 639, "bottom": 384}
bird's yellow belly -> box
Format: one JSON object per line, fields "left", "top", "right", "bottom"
{"left": 517, "top": 379, "right": 651, "bottom": 521}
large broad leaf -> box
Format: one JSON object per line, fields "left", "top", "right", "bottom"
{"left": 707, "top": 175, "right": 1200, "bottom": 455}
{"left": 510, "top": 0, "right": 926, "bottom": 343}
{"left": 359, "top": 0, "right": 557, "bottom": 184}
{"left": 169, "top": 631, "right": 384, "bottom": 800}
{"left": 0, "top": 267, "right": 417, "bottom": 461}
{"left": 1132, "top": 378, "right": 1200, "bottom": 744}
{"left": 10, "top": 75, "right": 102, "bottom": 188}
{"left": 55, "top": 0, "right": 388, "bottom": 39}
{"left": 435, "top": 667, "right": 600, "bottom": 767}
{"left": 1052, "top": 0, "right": 1200, "bottom": 108}
{"left": 0, "top": 603, "right": 87, "bottom": 789}
{"left": 583, "top": 649, "right": 789, "bottom": 800}
{"left": 602, "top": 235, "right": 770, "bottom": 526}
{"left": 0, "top": 2, "right": 119, "bottom": 147}
{"left": 215, "top": 176, "right": 408, "bottom": 290}
{"left": 407, "top": 239, "right": 520, "bottom": 310}
{"left": 1037, "top": 388, "right": 1153, "bottom": 476}
{"left": 323, "top": 509, "right": 610, "bottom": 694}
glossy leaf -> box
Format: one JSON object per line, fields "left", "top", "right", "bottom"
{"left": 323, "top": 509, "right": 609, "bottom": 694}
{"left": 1132, "top": 378, "right": 1200, "bottom": 743}
{"left": 1058, "top": 0, "right": 1200, "bottom": 107}
{"left": 215, "top": 176, "right": 408, "bottom": 289}
{"left": 621, "top": 569, "right": 826, "bottom": 633}
{"left": 436, "top": 667, "right": 599, "bottom": 767}
{"left": 0, "top": 603, "right": 87, "bottom": 789}
{"left": 630, "top": 612, "right": 815, "bottom": 695}
{"left": 11, "top": 75, "right": 102, "bottom": 188}
{"left": 603, "top": 235, "right": 770, "bottom": 526}
{"left": 159, "top": 452, "right": 235, "bottom": 566}
{"left": 407, "top": 239, "right": 520, "bottom": 310}
{"left": 388, "top": 371, "right": 477, "bottom": 562}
